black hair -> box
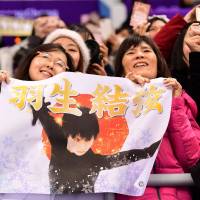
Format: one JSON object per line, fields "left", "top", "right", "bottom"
{"left": 170, "top": 22, "right": 200, "bottom": 89}
{"left": 85, "top": 39, "right": 102, "bottom": 65}
{"left": 146, "top": 17, "right": 167, "bottom": 32}
{"left": 14, "top": 43, "right": 74, "bottom": 80}
{"left": 68, "top": 24, "right": 95, "bottom": 41}
{"left": 170, "top": 22, "right": 193, "bottom": 75}
{"left": 115, "top": 33, "right": 170, "bottom": 77}
{"left": 62, "top": 107, "right": 99, "bottom": 141}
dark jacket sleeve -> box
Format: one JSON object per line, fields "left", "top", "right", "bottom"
{"left": 34, "top": 103, "right": 66, "bottom": 146}
{"left": 104, "top": 140, "right": 161, "bottom": 169}
{"left": 154, "top": 14, "right": 187, "bottom": 63}
{"left": 189, "top": 52, "right": 200, "bottom": 124}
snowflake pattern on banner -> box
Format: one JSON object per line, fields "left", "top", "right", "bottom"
{"left": 0, "top": 136, "right": 34, "bottom": 192}
{"left": 0, "top": 132, "right": 49, "bottom": 193}
{"left": 136, "top": 129, "right": 154, "bottom": 147}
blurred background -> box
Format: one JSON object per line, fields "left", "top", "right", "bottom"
{"left": 0, "top": 0, "right": 197, "bottom": 46}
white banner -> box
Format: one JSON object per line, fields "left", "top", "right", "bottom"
{"left": 0, "top": 72, "right": 172, "bottom": 196}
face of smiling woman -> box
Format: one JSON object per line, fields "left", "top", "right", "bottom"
{"left": 122, "top": 42, "right": 158, "bottom": 79}
{"left": 53, "top": 37, "right": 81, "bottom": 70}
{"left": 28, "top": 50, "right": 68, "bottom": 81}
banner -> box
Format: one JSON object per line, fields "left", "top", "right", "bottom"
{"left": 0, "top": 72, "right": 172, "bottom": 196}
{"left": 0, "top": 16, "right": 33, "bottom": 36}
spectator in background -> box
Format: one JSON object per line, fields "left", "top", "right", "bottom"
{"left": 106, "top": 24, "right": 132, "bottom": 73}
{"left": 13, "top": 15, "right": 66, "bottom": 69}
{"left": 171, "top": 21, "right": 200, "bottom": 124}
{"left": 153, "top": 4, "right": 198, "bottom": 62}
{"left": 0, "top": 15, "right": 66, "bottom": 75}
{"left": 146, "top": 15, "right": 169, "bottom": 38}
{"left": 132, "top": 15, "right": 169, "bottom": 39}
{"left": 43, "top": 28, "right": 90, "bottom": 73}
{"left": 68, "top": 24, "right": 110, "bottom": 76}
{"left": 140, "top": 5, "right": 200, "bottom": 125}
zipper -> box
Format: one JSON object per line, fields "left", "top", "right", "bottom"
{"left": 156, "top": 187, "right": 161, "bottom": 200}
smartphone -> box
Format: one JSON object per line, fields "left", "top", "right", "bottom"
{"left": 130, "top": 1, "right": 151, "bottom": 28}
{"left": 196, "top": 7, "right": 200, "bottom": 21}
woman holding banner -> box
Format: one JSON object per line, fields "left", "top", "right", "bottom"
{"left": 114, "top": 34, "right": 200, "bottom": 200}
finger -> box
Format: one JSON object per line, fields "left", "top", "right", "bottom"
{"left": 128, "top": 74, "right": 149, "bottom": 86}
{"left": 5, "top": 75, "right": 10, "bottom": 84}
{"left": 88, "top": 66, "right": 106, "bottom": 76}
{"left": 0, "top": 70, "right": 10, "bottom": 83}
{"left": 164, "top": 78, "right": 179, "bottom": 88}
{"left": 125, "top": 72, "right": 133, "bottom": 78}
{"left": 93, "top": 68, "right": 107, "bottom": 76}
{"left": 92, "top": 64, "right": 107, "bottom": 75}
{"left": 137, "top": 77, "right": 150, "bottom": 85}
{"left": 91, "top": 63, "right": 104, "bottom": 69}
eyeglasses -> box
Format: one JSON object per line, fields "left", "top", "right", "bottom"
{"left": 36, "top": 51, "right": 69, "bottom": 71}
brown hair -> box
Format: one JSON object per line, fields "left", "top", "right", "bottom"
{"left": 115, "top": 34, "right": 171, "bottom": 78}
{"left": 14, "top": 43, "right": 74, "bottom": 80}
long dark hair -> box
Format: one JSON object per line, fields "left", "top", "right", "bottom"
{"left": 170, "top": 22, "right": 200, "bottom": 89}
{"left": 14, "top": 43, "right": 74, "bottom": 80}
{"left": 170, "top": 23, "right": 192, "bottom": 77}
{"left": 115, "top": 34, "right": 170, "bottom": 78}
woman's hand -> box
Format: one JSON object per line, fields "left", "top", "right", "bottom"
{"left": 87, "top": 62, "right": 107, "bottom": 76}
{"left": 0, "top": 70, "right": 10, "bottom": 84}
{"left": 185, "top": 35, "right": 200, "bottom": 52}
{"left": 132, "top": 22, "right": 150, "bottom": 36}
{"left": 163, "top": 78, "right": 182, "bottom": 97}
{"left": 125, "top": 73, "right": 150, "bottom": 86}
{"left": 99, "top": 42, "right": 109, "bottom": 65}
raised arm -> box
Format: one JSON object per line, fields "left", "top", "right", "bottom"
{"left": 31, "top": 100, "right": 66, "bottom": 146}
{"left": 0, "top": 70, "right": 10, "bottom": 84}
{"left": 104, "top": 140, "right": 161, "bottom": 169}
{"left": 154, "top": 14, "right": 187, "bottom": 62}
{"left": 154, "top": 5, "right": 199, "bottom": 63}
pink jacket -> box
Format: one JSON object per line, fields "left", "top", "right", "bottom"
{"left": 116, "top": 91, "right": 200, "bottom": 200}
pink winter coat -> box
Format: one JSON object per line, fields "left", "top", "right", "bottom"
{"left": 116, "top": 91, "right": 200, "bottom": 200}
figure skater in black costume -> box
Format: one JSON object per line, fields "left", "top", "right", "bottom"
{"left": 32, "top": 102, "right": 160, "bottom": 194}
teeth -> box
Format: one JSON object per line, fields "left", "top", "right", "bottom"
{"left": 41, "top": 70, "right": 52, "bottom": 77}
{"left": 134, "top": 63, "right": 147, "bottom": 68}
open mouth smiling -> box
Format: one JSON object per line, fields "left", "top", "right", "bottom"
{"left": 133, "top": 62, "right": 148, "bottom": 68}
{"left": 40, "top": 70, "right": 53, "bottom": 77}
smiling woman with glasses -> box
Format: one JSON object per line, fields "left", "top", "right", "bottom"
{"left": 14, "top": 43, "right": 74, "bottom": 81}
{"left": 36, "top": 51, "right": 70, "bottom": 72}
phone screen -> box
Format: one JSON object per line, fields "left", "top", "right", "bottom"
{"left": 130, "top": 1, "right": 151, "bottom": 28}
{"left": 196, "top": 7, "right": 200, "bottom": 21}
